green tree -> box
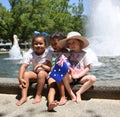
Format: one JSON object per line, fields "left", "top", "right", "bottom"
{"left": 71, "top": 0, "right": 86, "bottom": 35}
{"left": 0, "top": 4, "right": 13, "bottom": 41}
{"left": 0, "top": 0, "right": 86, "bottom": 44}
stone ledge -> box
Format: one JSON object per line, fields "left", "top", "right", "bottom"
{"left": 0, "top": 78, "right": 120, "bottom": 100}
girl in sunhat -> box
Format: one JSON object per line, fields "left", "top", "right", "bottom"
{"left": 62, "top": 31, "right": 96, "bottom": 103}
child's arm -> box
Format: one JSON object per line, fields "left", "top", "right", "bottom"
{"left": 71, "top": 64, "right": 90, "bottom": 79}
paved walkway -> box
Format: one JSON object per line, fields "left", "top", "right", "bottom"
{"left": 0, "top": 78, "right": 120, "bottom": 117}
{"left": 0, "top": 94, "right": 120, "bottom": 117}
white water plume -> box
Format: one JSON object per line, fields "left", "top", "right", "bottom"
{"left": 86, "top": 0, "right": 120, "bottom": 56}
{"left": 9, "top": 35, "right": 23, "bottom": 59}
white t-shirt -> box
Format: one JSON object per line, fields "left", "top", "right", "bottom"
{"left": 69, "top": 50, "right": 92, "bottom": 70}
{"left": 22, "top": 49, "right": 52, "bottom": 68}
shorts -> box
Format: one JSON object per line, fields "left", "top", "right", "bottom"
{"left": 70, "top": 78, "right": 81, "bottom": 85}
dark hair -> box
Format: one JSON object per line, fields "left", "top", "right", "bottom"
{"left": 32, "top": 35, "right": 46, "bottom": 46}
{"left": 50, "top": 32, "right": 66, "bottom": 40}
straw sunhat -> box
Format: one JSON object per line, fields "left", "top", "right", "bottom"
{"left": 62, "top": 31, "right": 89, "bottom": 49}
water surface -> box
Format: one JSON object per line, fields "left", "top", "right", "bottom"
{"left": 0, "top": 53, "right": 120, "bottom": 81}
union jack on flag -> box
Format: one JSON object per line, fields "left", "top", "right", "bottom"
{"left": 49, "top": 54, "right": 71, "bottom": 82}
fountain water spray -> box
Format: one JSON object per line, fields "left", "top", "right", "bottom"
{"left": 9, "top": 35, "right": 23, "bottom": 59}
{"left": 86, "top": 0, "right": 120, "bottom": 56}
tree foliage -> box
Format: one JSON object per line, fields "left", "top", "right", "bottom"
{"left": 0, "top": 0, "right": 87, "bottom": 43}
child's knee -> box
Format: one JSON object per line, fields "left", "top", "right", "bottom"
{"left": 24, "top": 72, "right": 30, "bottom": 78}
{"left": 90, "top": 75, "right": 96, "bottom": 83}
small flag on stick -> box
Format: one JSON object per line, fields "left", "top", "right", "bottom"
{"left": 49, "top": 54, "right": 71, "bottom": 82}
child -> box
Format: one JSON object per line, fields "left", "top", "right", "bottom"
{"left": 62, "top": 31, "right": 96, "bottom": 103}
{"left": 47, "top": 32, "right": 69, "bottom": 111}
{"left": 16, "top": 35, "right": 52, "bottom": 106}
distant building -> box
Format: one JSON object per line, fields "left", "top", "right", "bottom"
{"left": 0, "top": 40, "right": 12, "bottom": 50}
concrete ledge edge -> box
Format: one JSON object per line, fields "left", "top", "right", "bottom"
{"left": 0, "top": 78, "right": 120, "bottom": 100}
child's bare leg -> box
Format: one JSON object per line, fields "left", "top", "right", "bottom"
{"left": 57, "top": 82, "right": 67, "bottom": 105}
{"left": 76, "top": 75, "right": 96, "bottom": 103}
{"left": 16, "top": 74, "right": 29, "bottom": 106}
{"left": 16, "top": 71, "right": 37, "bottom": 106}
{"left": 32, "top": 71, "right": 47, "bottom": 104}
{"left": 63, "top": 74, "right": 76, "bottom": 101}
{"left": 47, "top": 78, "right": 59, "bottom": 111}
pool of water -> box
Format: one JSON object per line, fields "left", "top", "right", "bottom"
{"left": 91, "top": 56, "right": 120, "bottom": 81}
{"left": 0, "top": 53, "right": 21, "bottom": 78}
{"left": 0, "top": 53, "right": 120, "bottom": 81}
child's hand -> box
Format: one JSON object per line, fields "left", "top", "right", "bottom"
{"left": 19, "top": 79, "right": 27, "bottom": 88}
{"left": 70, "top": 67, "right": 82, "bottom": 79}
{"left": 69, "top": 68, "right": 78, "bottom": 79}
{"left": 71, "top": 71, "right": 79, "bottom": 79}
{"left": 34, "top": 64, "right": 43, "bottom": 73}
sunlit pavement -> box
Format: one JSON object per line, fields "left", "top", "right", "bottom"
{"left": 0, "top": 94, "right": 120, "bottom": 117}
{"left": 0, "top": 78, "right": 120, "bottom": 117}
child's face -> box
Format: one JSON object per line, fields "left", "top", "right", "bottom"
{"left": 67, "top": 39, "right": 82, "bottom": 52}
{"left": 32, "top": 37, "right": 46, "bottom": 55}
{"left": 50, "top": 38, "right": 62, "bottom": 52}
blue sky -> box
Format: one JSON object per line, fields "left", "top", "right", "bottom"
{"left": 0, "top": 0, "right": 88, "bottom": 15}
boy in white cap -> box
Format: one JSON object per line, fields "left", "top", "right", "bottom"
{"left": 62, "top": 31, "right": 96, "bottom": 103}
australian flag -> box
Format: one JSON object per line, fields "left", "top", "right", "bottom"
{"left": 49, "top": 54, "right": 71, "bottom": 82}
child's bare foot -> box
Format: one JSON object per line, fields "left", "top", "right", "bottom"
{"left": 32, "top": 95, "right": 42, "bottom": 104}
{"left": 70, "top": 92, "right": 76, "bottom": 102}
{"left": 48, "top": 100, "right": 59, "bottom": 111}
{"left": 59, "top": 97, "right": 67, "bottom": 106}
{"left": 16, "top": 98, "right": 27, "bottom": 106}
{"left": 76, "top": 92, "right": 82, "bottom": 103}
